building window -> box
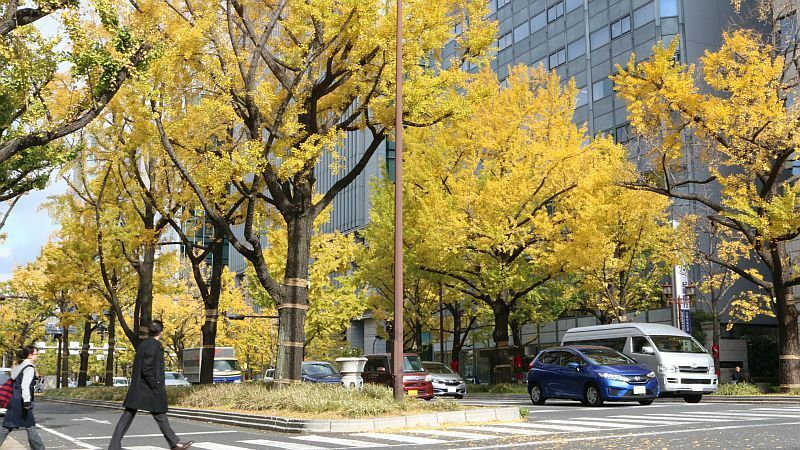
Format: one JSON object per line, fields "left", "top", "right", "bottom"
{"left": 549, "top": 47, "right": 566, "bottom": 68}
{"left": 611, "top": 15, "right": 631, "bottom": 39}
{"left": 660, "top": 0, "right": 678, "bottom": 18}
{"left": 496, "top": 0, "right": 511, "bottom": 10}
{"left": 385, "top": 140, "right": 396, "bottom": 182}
{"left": 547, "top": 2, "right": 565, "bottom": 23}
{"left": 575, "top": 87, "right": 588, "bottom": 107}
{"left": 567, "top": 38, "right": 585, "bottom": 60}
{"left": 592, "top": 78, "right": 612, "bottom": 101}
{"left": 778, "top": 13, "right": 798, "bottom": 51}
{"left": 498, "top": 33, "right": 513, "bottom": 51}
{"left": 633, "top": 2, "right": 655, "bottom": 28}
{"left": 566, "top": 0, "right": 583, "bottom": 13}
{"left": 534, "top": 57, "right": 548, "bottom": 69}
{"left": 615, "top": 123, "right": 632, "bottom": 144}
{"left": 590, "top": 26, "right": 610, "bottom": 50}
{"left": 454, "top": 22, "right": 463, "bottom": 37}
{"left": 531, "top": 11, "right": 547, "bottom": 33}
{"left": 514, "top": 22, "right": 530, "bottom": 43}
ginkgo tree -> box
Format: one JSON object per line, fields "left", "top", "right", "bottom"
{"left": 133, "top": 0, "right": 496, "bottom": 382}
{"left": 613, "top": 29, "right": 800, "bottom": 390}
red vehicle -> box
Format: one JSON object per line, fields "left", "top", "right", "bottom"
{"left": 362, "top": 353, "right": 434, "bottom": 399}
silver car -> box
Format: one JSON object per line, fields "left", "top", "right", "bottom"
{"left": 164, "top": 372, "right": 191, "bottom": 387}
{"left": 422, "top": 361, "right": 466, "bottom": 399}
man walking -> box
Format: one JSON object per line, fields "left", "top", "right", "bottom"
{"left": 109, "top": 320, "right": 193, "bottom": 450}
{"left": 0, "top": 346, "right": 45, "bottom": 450}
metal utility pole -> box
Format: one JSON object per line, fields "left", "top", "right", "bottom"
{"left": 440, "top": 284, "right": 445, "bottom": 364}
{"left": 392, "top": 0, "right": 405, "bottom": 402}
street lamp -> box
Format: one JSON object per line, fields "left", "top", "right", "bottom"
{"left": 392, "top": 0, "right": 405, "bottom": 402}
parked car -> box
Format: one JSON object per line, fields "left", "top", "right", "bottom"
{"left": 562, "top": 323, "right": 717, "bottom": 403}
{"left": 262, "top": 368, "right": 275, "bottom": 386}
{"left": 527, "top": 345, "right": 660, "bottom": 407}
{"left": 112, "top": 377, "right": 130, "bottom": 387}
{"left": 164, "top": 372, "right": 191, "bottom": 387}
{"left": 362, "top": 353, "right": 433, "bottom": 400}
{"left": 0, "top": 368, "right": 10, "bottom": 416}
{"left": 422, "top": 361, "right": 466, "bottom": 399}
{"left": 301, "top": 362, "right": 343, "bottom": 384}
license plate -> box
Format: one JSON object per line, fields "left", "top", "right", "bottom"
{"left": 408, "top": 390, "right": 418, "bottom": 397}
{"left": 691, "top": 385, "right": 703, "bottom": 392}
{"left": 633, "top": 385, "right": 646, "bottom": 395}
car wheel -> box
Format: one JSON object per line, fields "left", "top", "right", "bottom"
{"left": 455, "top": 395, "right": 464, "bottom": 399}
{"left": 583, "top": 383, "right": 604, "bottom": 407}
{"left": 638, "top": 399, "right": 655, "bottom": 406}
{"left": 684, "top": 394, "right": 702, "bottom": 403}
{"left": 529, "top": 382, "right": 546, "bottom": 405}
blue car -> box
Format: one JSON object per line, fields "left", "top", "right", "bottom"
{"left": 301, "top": 361, "right": 343, "bottom": 384}
{"left": 527, "top": 346, "right": 659, "bottom": 407}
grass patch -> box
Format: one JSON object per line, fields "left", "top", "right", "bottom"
{"left": 713, "top": 383, "right": 765, "bottom": 396}
{"left": 468, "top": 383, "right": 527, "bottom": 394}
{"left": 44, "top": 383, "right": 463, "bottom": 419}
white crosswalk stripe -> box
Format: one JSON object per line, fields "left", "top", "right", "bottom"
{"left": 695, "top": 411, "right": 799, "bottom": 418}
{"left": 290, "top": 435, "right": 377, "bottom": 448}
{"left": 636, "top": 414, "right": 741, "bottom": 422}
{"left": 193, "top": 443, "right": 256, "bottom": 450}
{"left": 543, "top": 419, "right": 644, "bottom": 429}
{"left": 588, "top": 417, "right": 687, "bottom": 426}
{"left": 408, "top": 429, "right": 499, "bottom": 440}
{"left": 238, "top": 439, "right": 327, "bottom": 450}
{"left": 499, "top": 422, "right": 599, "bottom": 432}
{"left": 125, "top": 447, "right": 165, "bottom": 450}
{"left": 456, "top": 425, "right": 550, "bottom": 435}
{"left": 352, "top": 432, "right": 447, "bottom": 444}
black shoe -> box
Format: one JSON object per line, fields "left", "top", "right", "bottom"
{"left": 172, "top": 441, "right": 193, "bottom": 450}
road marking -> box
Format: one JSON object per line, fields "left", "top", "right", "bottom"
{"left": 500, "top": 423, "right": 598, "bottom": 432}
{"left": 637, "top": 414, "right": 744, "bottom": 422}
{"left": 543, "top": 419, "right": 644, "bottom": 429}
{"left": 72, "top": 417, "right": 112, "bottom": 425}
{"left": 193, "top": 443, "right": 254, "bottom": 450}
{"left": 751, "top": 407, "right": 800, "bottom": 412}
{"left": 291, "top": 435, "right": 376, "bottom": 448}
{"left": 37, "top": 425, "right": 100, "bottom": 450}
{"left": 352, "top": 432, "right": 447, "bottom": 444}
{"left": 408, "top": 429, "right": 498, "bottom": 440}
{"left": 587, "top": 417, "right": 687, "bottom": 426}
{"left": 126, "top": 447, "right": 166, "bottom": 450}
{"left": 462, "top": 419, "right": 800, "bottom": 449}
{"left": 456, "top": 425, "right": 549, "bottom": 435}
{"left": 695, "top": 411, "right": 799, "bottom": 418}
{"left": 79, "top": 431, "right": 239, "bottom": 440}
{"left": 239, "top": 440, "right": 326, "bottom": 450}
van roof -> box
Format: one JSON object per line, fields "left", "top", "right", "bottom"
{"left": 563, "top": 323, "right": 690, "bottom": 337}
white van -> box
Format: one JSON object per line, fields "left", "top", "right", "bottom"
{"left": 562, "top": 323, "right": 718, "bottom": 403}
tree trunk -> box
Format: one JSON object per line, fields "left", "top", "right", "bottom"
{"left": 78, "top": 320, "right": 92, "bottom": 387}
{"left": 490, "top": 301, "right": 512, "bottom": 384}
{"left": 774, "top": 283, "right": 800, "bottom": 392}
{"left": 105, "top": 313, "right": 116, "bottom": 386}
{"left": 136, "top": 239, "right": 156, "bottom": 340}
{"left": 55, "top": 336, "right": 63, "bottom": 389}
{"left": 274, "top": 214, "right": 313, "bottom": 384}
{"left": 712, "top": 298, "right": 721, "bottom": 378}
{"left": 200, "top": 235, "right": 225, "bottom": 385}
{"left": 60, "top": 327, "right": 70, "bottom": 389}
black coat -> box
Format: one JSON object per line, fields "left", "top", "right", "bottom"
{"left": 3, "top": 365, "right": 36, "bottom": 428}
{"left": 123, "top": 338, "right": 168, "bottom": 413}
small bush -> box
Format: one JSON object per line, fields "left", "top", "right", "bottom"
{"left": 714, "top": 383, "right": 764, "bottom": 396}
{"left": 45, "top": 383, "right": 463, "bottom": 418}
{"left": 468, "top": 383, "right": 527, "bottom": 394}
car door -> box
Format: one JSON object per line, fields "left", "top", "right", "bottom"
{"left": 535, "top": 351, "right": 561, "bottom": 397}
{"left": 631, "top": 336, "right": 658, "bottom": 373}
{"left": 558, "top": 351, "right": 587, "bottom": 399}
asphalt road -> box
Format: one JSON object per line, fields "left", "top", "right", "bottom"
{"left": 2, "top": 399, "right": 798, "bottom": 450}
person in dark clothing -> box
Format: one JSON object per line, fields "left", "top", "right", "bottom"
{"left": 108, "top": 321, "right": 193, "bottom": 450}
{"left": 0, "top": 345, "right": 45, "bottom": 450}
{"left": 732, "top": 366, "right": 750, "bottom": 384}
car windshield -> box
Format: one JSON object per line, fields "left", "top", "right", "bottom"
{"left": 302, "top": 363, "right": 339, "bottom": 376}
{"left": 166, "top": 373, "right": 183, "bottom": 380}
{"left": 213, "top": 360, "right": 239, "bottom": 371}
{"left": 581, "top": 348, "right": 637, "bottom": 366}
{"left": 422, "top": 363, "right": 454, "bottom": 374}
{"left": 403, "top": 355, "right": 424, "bottom": 372}
{"left": 650, "top": 335, "right": 707, "bottom": 353}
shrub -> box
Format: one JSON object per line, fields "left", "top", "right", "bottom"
{"left": 468, "top": 383, "right": 527, "bottom": 394}
{"left": 714, "top": 383, "right": 764, "bottom": 396}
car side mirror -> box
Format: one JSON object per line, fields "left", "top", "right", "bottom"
{"left": 568, "top": 362, "right": 580, "bottom": 371}
{"left": 377, "top": 367, "right": 387, "bottom": 373}
{"left": 641, "top": 346, "right": 655, "bottom": 355}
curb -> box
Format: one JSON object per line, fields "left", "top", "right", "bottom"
{"left": 41, "top": 397, "right": 520, "bottom": 433}
{"left": 0, "top": 436, "right": 26, "bottom": 450}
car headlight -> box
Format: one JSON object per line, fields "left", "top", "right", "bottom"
{"left": 425, "top": 374, "right": 432, "bottom": 382}
{"left": 599, "top": 373, "right": 629, "bottom": 382}
{"left": 646, "top": 371, "right": 656, "bottom": 379}
{"left": 657, "top": 364, "right": 678, "bottom": 374}
{"left": 708, "top": 366, "right": 715, "bottom": 375}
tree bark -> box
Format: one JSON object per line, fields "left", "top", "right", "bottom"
{"left": 105, "top": 313, "right": 115, "bottom": 386}
{"left": 78, "top": 320, "right": 93, "bottom": 387}
{"left": 60, "top": 328, "right": 70, "bottom": 389}
{"left": 274, "top": 214, "right": 313, "bottom": 384}
{"left": 712, "top": 297, "right": 721, "bottom": 378}
{"left": 200, "top": 235, "right": 225, "bottom": 384}
{"left": 774, "top": 283, "right": 800, "bottom": 392}
{"left": 136, "top": 232, "right": 156, "bottom": 341}
{"left": 490, "top": 301, "right": 513, "bottom": 384}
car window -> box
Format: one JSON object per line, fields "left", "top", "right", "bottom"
{"left": 363, "top": 358, "right": 384, "bottom": 373}
{"left": 302, "top": 363, "right": 339, "bottom": 376}
{"left": 423, "top": 363, "right": 452, "bottom": 374}
{"left": 650, "top": 335, "right": 707, "bottom": 353}
{"left": 560, "top": 352, "right": 583, "bottom": 366}
{"left": 213, "top": 360, "right": 239, "bottom": 371}
{"left": 632, "top": 336, "right": 653, "bottom": 353}
{"left": 538, "top": 351, "right": 559, "bottom": 365}
{"left": 403, "top": 355, "right": 424, "bottom": 372}
{"left": 581, "top": 348, "right": 637, "bottom": 366}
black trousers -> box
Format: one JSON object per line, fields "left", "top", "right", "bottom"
{"left": 108, "top": 407, "right": 179, "bottom": 450}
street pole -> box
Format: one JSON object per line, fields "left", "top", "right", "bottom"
{"left": 439, "top": 284, "right": 445, "bottom": 364}
{"left": 392, "top": 0, "right": 405, "bottom": 402}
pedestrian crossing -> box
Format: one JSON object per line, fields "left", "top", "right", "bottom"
{"left": 122, "top": 406, "right": 800, "bottom": 450}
